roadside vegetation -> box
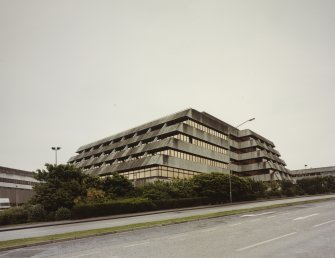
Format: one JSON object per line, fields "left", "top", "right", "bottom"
{"left": 1, "top": 164, "right": 335, "bottom": 225}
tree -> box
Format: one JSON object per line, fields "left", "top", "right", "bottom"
{"left": 247, "top": 178, "right": 267, "bottom": 199}
{"left": 31, "top": 164, "right": 91, "bottom": 212}
{"left": 140, "top": 180, "right": 172, "bottom": 200}
{"left": 190, "top": 173, "right": 230, "bottom": 202}
{"left": 280, "top": 180, "right": 298, "bottom": 197}
{"left": 101, "top": 172, "right": 134, "bottom": 198}
{"left": 230, "top": 176, "right": 254, "bottom": 201}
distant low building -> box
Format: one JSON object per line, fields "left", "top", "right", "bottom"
{"left": 68, "top": 108, "right": 290, "bottom": 184}
{"left": 0, "top": 166, "right": 38, "bottom": 206}
{"left": 290, "top": 166, "right": 335, "bottom": 179}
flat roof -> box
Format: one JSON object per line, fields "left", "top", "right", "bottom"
{"left": 290, "top": 166, "right": 335, "bottom": 175}
{"left": 0, "top": 166, "right": 34, "bottom": 177}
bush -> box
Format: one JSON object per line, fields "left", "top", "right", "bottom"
{"left": 191, "top": 173, "right": 230, "bottom": 203}
{"left": 28, "top": 204, "right": 47, "bottom": 222}
{"left": 248, "top": 179, "right": 267, "bottom": 199}
{"left": 266, "top": 181, "right": 282, "bottom": 197}
{"left": 296, "top": 176, "right": 335, "bottom": 195}
{"left": 71, "top": 198, "right": 155, "bottom": 219}
{"left": 46, "top": 211, "right": 56, "bottom": 221}
{"left": 139, "top": 181, "right": 175, "bottom": 200}
{"left": 55, "top": 207, "right": 71, "bottom": 221}
{"left": 280, "top": 180, "right": 298, "bottom": 197}
{"left": 296, "top": 177, "right": 325, "bottom": 195}
{"left": 0, "top": 207, "right": 28, "bottom": 225}
{"left": 323, "top": 176, "right": 335, "bottom": 192}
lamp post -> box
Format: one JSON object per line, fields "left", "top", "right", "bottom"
{"left": 51, "top": 146, "right": 61, "bottom": 165}
{"left": 236, "top": 118, "right": 255, "bottom": 128}
{"left": 227, "top": 118, "right": 256, "bottom": 203}
{"left": 15, "top": 185, "right": 18, "bottom": 207}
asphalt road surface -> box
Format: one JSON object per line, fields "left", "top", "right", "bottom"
{"left": 1, "top": 197, "right": 335, "bottom": 257}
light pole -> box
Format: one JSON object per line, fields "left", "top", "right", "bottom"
{"left": 15, "top": 185, "right": 18, "bottom": 207}
{"left": 227, "top": 117, "right": 256, "bottom": 203}
{"left": 236, "top": 118, "right": 255, "bottom": 128}
{"left": 51, "top": 146, "right": 61, "bottom": 165}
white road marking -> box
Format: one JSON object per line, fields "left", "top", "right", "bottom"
{"left": 293, "top": 213, "right": 319, "bottom": 221}
{"left": 201, "top": 227, "right": 218, "bottom": 233}
{"left": 236, "top": 232, "right": 297, "bottom": 252}
{"left": 0, "top": 251, "right": 13, "bottom": 256}
{"left": 267, "top": 215, "right": 277, "bottom": 219}
{"left": 123, "top": 241, "right": 150, "bottom": 248}
{"left": 25, "top": 248, "right": 47, "bottom": 251}
{"left": 313, "top": 220, "right": 335, "bottom": 228}
{"left": 68, "top": 251, "right": 100, "bottom": 258}
{"left": 281, "top": 212, "right": 290, "bottom": 216}
{"left": 168, "top": 233, "right": 188, "bottom": 240}
{"left": 240, "top": 212, "right": 274, "bottom": 217}
{"left": 250, "top": 218, "right": 260, "bottom": 223}
{"left": 229, "top": 223, "right": 242, "bottom": 227}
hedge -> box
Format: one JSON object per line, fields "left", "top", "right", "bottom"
{"left": 0, "top": 207, "right": 29, "bottom": 226}
{"left": 153, "top": 197, "right": 209, "bottom": 210}
{"left": 71, "top": 198, "right": 156, "bottom": 219}
{"left": 71, "top": 197, "right": 211, "bottom": 219}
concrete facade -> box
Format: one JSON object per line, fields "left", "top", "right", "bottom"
{"left": 68, "top": 109, "right": 290, "bottom": 183}
{"left": 0, "top": 166, "right": 38, "bottom": 205}
{"left": 290, "top": 166, "right": 335, "bottom": 179}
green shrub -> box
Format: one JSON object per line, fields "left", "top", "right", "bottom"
{"left": 297, "top": 177, "right": 325, "bottom": 195}
{"left": 191, "top": 173, "right": 230, "bottom": 202}
{"left": 28, "top": 204, "right": 47, "bottom": 222}
{"left": 71, "top": 198, "right": 155, "bottom": 219}
{"left": 248, "top": 179, "right": 267, "bottom": 199}
{"left": 280, "top": 180, "right": 298, "bottom": 197}
{"left": 55, "top": 207, "right": 71, "bottom": 221}
{"left": 324, "top": 176, "right": 335, "bottom": 192}
{"left": 266, "top": 181, "right": 282, "bottom": 197}
{"left": 0, "top": 207, "right": 29, "bottom": 225}
{"left": 46, "top": 211, "right": 56, "bottom": 221}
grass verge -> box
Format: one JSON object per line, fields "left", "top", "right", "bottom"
{"left": 1, "top": 197, "right": 334, "bottom": 251}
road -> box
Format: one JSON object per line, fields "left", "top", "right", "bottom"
{"left": 1, "top": 196, "right": 335, "bottom": 257}
{"left": 1, "top": 194, "right": 334, "bottom": 242}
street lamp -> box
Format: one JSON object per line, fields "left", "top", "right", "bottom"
{"left": 236, "top": 118, "right": 255, "bottom": 128}
{"left": 15, "top": 185, "right": 18, "bottom": 207}
{"left": 227, "top": 118, "right": 256, "bottom": 203}
{"left": 51, "top": 146, "right": 61, "bottom": 165}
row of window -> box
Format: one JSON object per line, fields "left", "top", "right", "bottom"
{"left": 79, "top": 119, "right": 227, "bottom": 155}
{"left": 156, "top": 149, "right": 228, "bottom": 169}
{"left": 183, "top": 120, "right": 227, "bottom": 140}
{"left": 113, "top": 166, "right": 201, "bottom": 181}
{"left": 0, "top": 178, "right": 35, "bottom": 186}
{"left": 76, "top": 131, "right": 228, "bottom": 164}
{"left": 173, "top": 134, "right": 227, "bottom": 154}
{"left": 79, "top": 122, "right": 171, "bottom": 154}
{"left": 83, "top": 148, "right": 228, "bottom": 171}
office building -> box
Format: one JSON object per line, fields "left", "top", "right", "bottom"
{"left": 290, "top": 166, "right": 335, "bottom": 179}
{"left": 0, "top": 166, "right": 37, "bottom": 205}
{"left": 68, "top": 109, "right": 290, "bottom": 184}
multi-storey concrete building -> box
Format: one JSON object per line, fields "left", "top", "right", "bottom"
{"left": 68, "top": 109, "right": 290, "bottom": 184}
{"left": 290, "top": 166, "right": 335, "bottom": 179}
{"left": 0, "top": 166, "right": 38, "bottom": 205}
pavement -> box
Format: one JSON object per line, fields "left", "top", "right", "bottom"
{"left": 1, "top": 196, "right": 335, "bottom": 257}
{"left": 0, "top": 194, "right": 335, "bottom": 242}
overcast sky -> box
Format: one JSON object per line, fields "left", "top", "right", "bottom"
{"left": 1, "top": 0, "right": 334, "bottom": 172}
